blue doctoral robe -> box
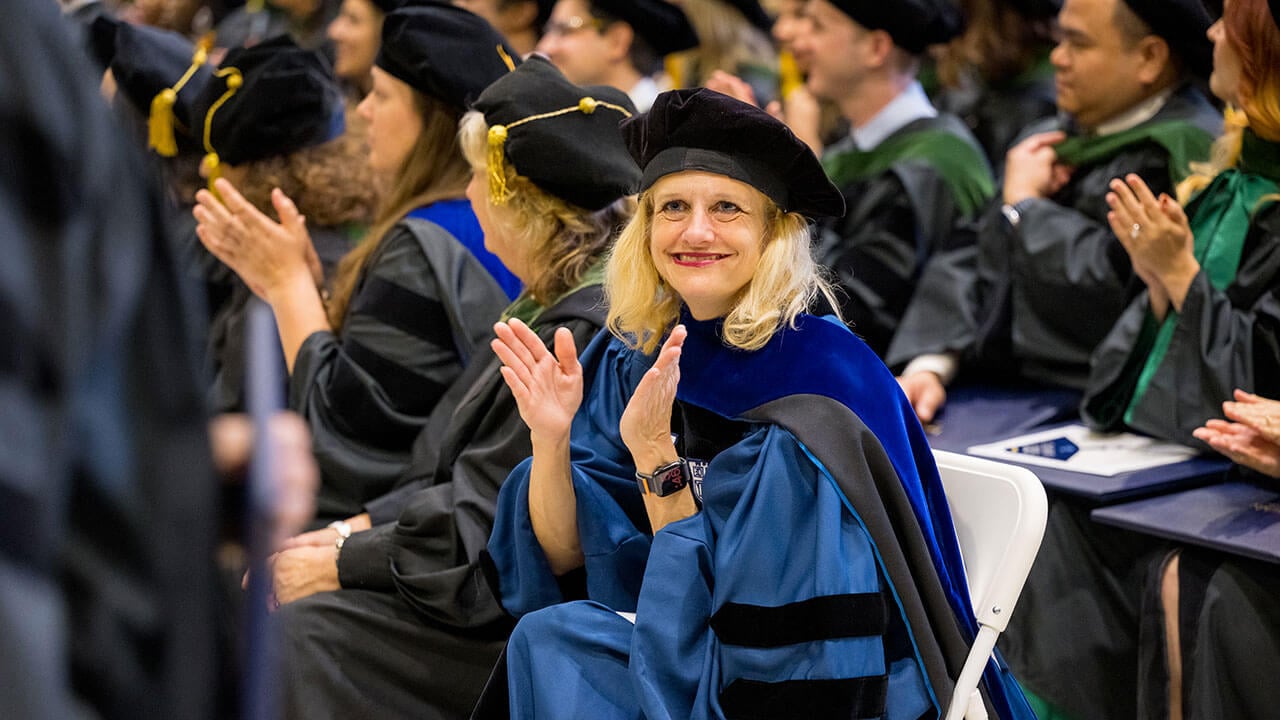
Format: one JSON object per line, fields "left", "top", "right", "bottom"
{"left": 487, "top": 314, "right": 1034, "bottom": 719}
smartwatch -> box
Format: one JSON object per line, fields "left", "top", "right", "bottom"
{"left": 636, "top": 457, "right": 690, "bottom": 497}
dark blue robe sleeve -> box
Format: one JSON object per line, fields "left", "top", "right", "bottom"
{"left": 488, "top": 332, "right": 655, "bottom": 617}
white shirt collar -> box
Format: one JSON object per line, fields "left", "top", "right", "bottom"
{"left": 1091, "top": 87, "right": 1175, "bottom": 136}
{"left": 629, "top": 76, "right": 660, "bottom": 114}
{"left": 851, "top": 82, "right": 938, "bottom": 151}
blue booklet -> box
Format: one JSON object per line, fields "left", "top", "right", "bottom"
{"left": 1091, "top": 482, "right": 1280, "bottom": 564}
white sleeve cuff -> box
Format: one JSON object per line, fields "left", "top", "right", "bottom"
{"left": 901, "top": 352, "right": 959, "bottom": 386}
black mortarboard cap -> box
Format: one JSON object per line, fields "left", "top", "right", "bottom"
{"left": 827, "top": 0, "right": 964, "bottom": 54}
{"left": 721, "top": 0, "right": 774, "bottom": 32}
{"left": 194, "top": 36, "right": 344, "bottom": 168}
{"left": 622, "top": 88, "right": 845, "bottom": 219}
{"left": 472, "top": 55, "right": 641, "bottom": 210}
{"left": 377, "top": 4, "right": 521, "bottom": 112}
{"left": 109, "top": 20, "right": 214, "bottom": 156}
{"left": 590, "top": 0, "right": 700, "bottom": 56}
{"left": 1121, "top": 0, "right": 1214, "bottom": 79}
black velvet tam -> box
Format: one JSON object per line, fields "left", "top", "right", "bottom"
{"left": 1121, "top": 0, "right": 1215, "bottom": 80}
{"left": 108, "top": 20, "right": 212, "bottom": 133}
{"left": 472, "top": 55, "right": 641, "bottom": 211}
{"left": 827, "top": 0, "right": 964, "bottom": 54}
{"left": 377, "top": 4, "right": 520, "bottom": 112}
{"left": 194, "top": 36, "right": 344, "bottom": 166}
{"left": 590, "top": 0, "right": 699, "bottom": 56}
{"left": 622, "top": 87, "right": 845, "bottom": 220}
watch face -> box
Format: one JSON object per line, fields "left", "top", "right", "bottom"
{"left": 650, "top": 460, "right": 688, "bottom": 496}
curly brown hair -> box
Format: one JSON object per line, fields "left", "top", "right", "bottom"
{"left": 231, "top": 109, "right": 377, "bottom": 228}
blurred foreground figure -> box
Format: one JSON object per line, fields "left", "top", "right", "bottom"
{"left": 0, "top": 1, "right": 222, "bottom": 717}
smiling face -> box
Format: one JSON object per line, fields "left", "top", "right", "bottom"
{"left": 328, "top": 0, "right": 382, "bottom": 84}
{"left": 356, "top": 67, "right": 424, "bottom": 173}
{"left": 648, "top": 170, "right": 768, "bottom": 320}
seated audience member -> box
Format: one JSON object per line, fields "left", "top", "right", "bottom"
{"left": 933, "top": 0, "right": 1061, "bottom": 166}
{"left": 1081, "top": 1, "right": 1280, "bottom": 445}
{"left": 328, "top": 0, "right": 405, "bottom": 99}
{"left": 267, "top": 55, "right": 639, "bottom": 719}
{"left": 453, "top": 0, "right": 554, "bottom": 56}
{"left": 669, "top": 0, "right": 779, "bottom": 107}
{"left": 793, "top": 0, "right": 995, "bottom": 357}
{"left": 1144, "top": 388, "right": 1280, "bottom": 720}
{"left": 484, "top": 88, "right": 1033, "bottom": 720}
{"left": 213, "top": 0, "right": 340, "bottom": 54}
{"left": 181, "top": 39, "right": 374, "bottom": 415}
{"left": 536, "top": 0, "right": 699, "bottom": 112}
{"left": 194, "top": 9, "right": 517, "bottom": 522}
{"left": 892, "top": 0, "right": 1221, "bottom": 426}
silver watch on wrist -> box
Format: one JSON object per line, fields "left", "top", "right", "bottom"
{"left": 328, "top": 520, "right": 352, "bottom": 550}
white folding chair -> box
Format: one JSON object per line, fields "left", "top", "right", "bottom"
{"left": 932, "top": 450, "right": 1048, "bottom": 720}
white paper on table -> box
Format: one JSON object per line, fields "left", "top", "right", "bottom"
{"left": 966, "top": 423, "right": 1201, "bottom": 477}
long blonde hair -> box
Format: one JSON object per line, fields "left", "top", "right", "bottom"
{"left": 457, "top": 111, "right": 635, "bottom": 303}
{"left": 1178, "top": 0, "right": 1280, "bottom": 204}
{"left": 326, "top": 91, "right": 470, "bottom": 329}
{"left": 604, "top": 184, "right": 838, "bottom": 354}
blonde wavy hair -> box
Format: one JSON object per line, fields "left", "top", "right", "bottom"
{"left": 604, "top": 184, "right": 839, "bottom": 354}
{"left": 326, "top": 92, "right": 470, "bottom": 329}
{"left": 1177, "top": 0, "right": 1280, "bottom": 204}
{"left": 457, "top": 111, "right": 636, "bottom": 304}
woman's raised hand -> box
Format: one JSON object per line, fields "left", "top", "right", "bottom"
{"left": 619, "top": 325, "right": 687, "bottom": 468}
{"left": 194, "top": 178, "right": 318, "bottom": 303}
{"left": 491, "top": 319, "right": 582, "bottom": 443}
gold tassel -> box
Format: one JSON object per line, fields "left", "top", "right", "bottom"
{"left": 487, "top": 124, "right": 510, "bottom": 205}
{"left": 203, "top": 152, "right": 222, "bottom": 197}
{"left": 149, "top": 88, "right": 179, "bottom": 157}
{"left": 496, "top": 44, "right": 515, "bottom": 72}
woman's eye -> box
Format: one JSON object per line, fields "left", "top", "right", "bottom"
{"left": 660, "top": 200, "right": 686, "bottom": 213}
{"left": 713, "top": 201, "right": 742, "bottom": 215}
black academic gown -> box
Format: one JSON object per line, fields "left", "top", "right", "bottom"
{"left": 1082, "top": 203, "right": 1280, "bottom": 445}
{"left": 1, "top": 2, "right": 221, "bottom": 718}
{"left": 273, "top": 283, "right": 607, "bottom": 720}
{"left": 816, "top": 113, "right": 990, "bottom": 357}
{"left": 934, "top": 59, "right": 1058, "bottom": 169}
{"left": 291, "top": 217, "right": 509, "bottom": 523}
{"left": 886, "top": 85, "right": 1222, "bottom": 385}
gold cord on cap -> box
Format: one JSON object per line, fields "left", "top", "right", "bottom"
{"left": 149, "top": 37, "right": 212, "bottom": 157}
{"left": 201, "top": 66, "right": 243, "bottom": 196}
{"left": 486, "top": 97, "right": 632, "bottom": 205}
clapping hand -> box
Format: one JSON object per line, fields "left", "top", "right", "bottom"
{"left": 1193, "top": 389, "right": 1280, "bottom": 478}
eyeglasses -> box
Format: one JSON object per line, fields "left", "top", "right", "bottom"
{"left": 542, "top": 15, "right": 604, "bottom": 38}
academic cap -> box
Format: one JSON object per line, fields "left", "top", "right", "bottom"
{"left": 107, "top": 20, "right": 214, "bottom": 156}
{"left": 590, "top": 0, "right": 700, "bottom": 56}
{"left": 377, "top": 4, "right": 521, "bottom": 112}
{"left": 1121, "top": 0, "right": 1214, "bottom": 79}
{"left": 826, "top": 0, "right": 964, "bottom": 54}
{"left": 622, "top": 88, "right": 845, "bottom": 219}
{"left": 193, "top": 36, "right": 344, "bottom": 168}
{"left": 472, "top": 55, "right": 641, "bottom": 211}
{"left": 1272, "top": 0, "right": 1280, "bottom": 30}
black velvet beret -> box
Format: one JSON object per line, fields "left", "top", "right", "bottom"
{"left": 622, "top": 87, "right": 845, "bottom": 219}
{"left": 827, "top": 0, "right": 964, "bottom": 54}
{"left": 472, "top": 55, "right": 641, "bottom": 210}
{"left": 108, "top": 20, "right": 214, "bottom": 154}
{"left": 1121, "top": 0, "right": 1214, "bottom": 79}
{"left": 721, "top": 0, "right": 774, "bottom": 32}
{"left": 193, "top": 36, "right": 344, "bottom": 166}
{"left": 590, "top": 0, "right": 700, "bottom": 56}
{"left": 376, "top": 4, "right": 521, "bottom": 112}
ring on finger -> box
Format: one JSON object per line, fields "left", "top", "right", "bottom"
{"left": 1130, "top": 223, "right": 1141, "bottom": 240}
